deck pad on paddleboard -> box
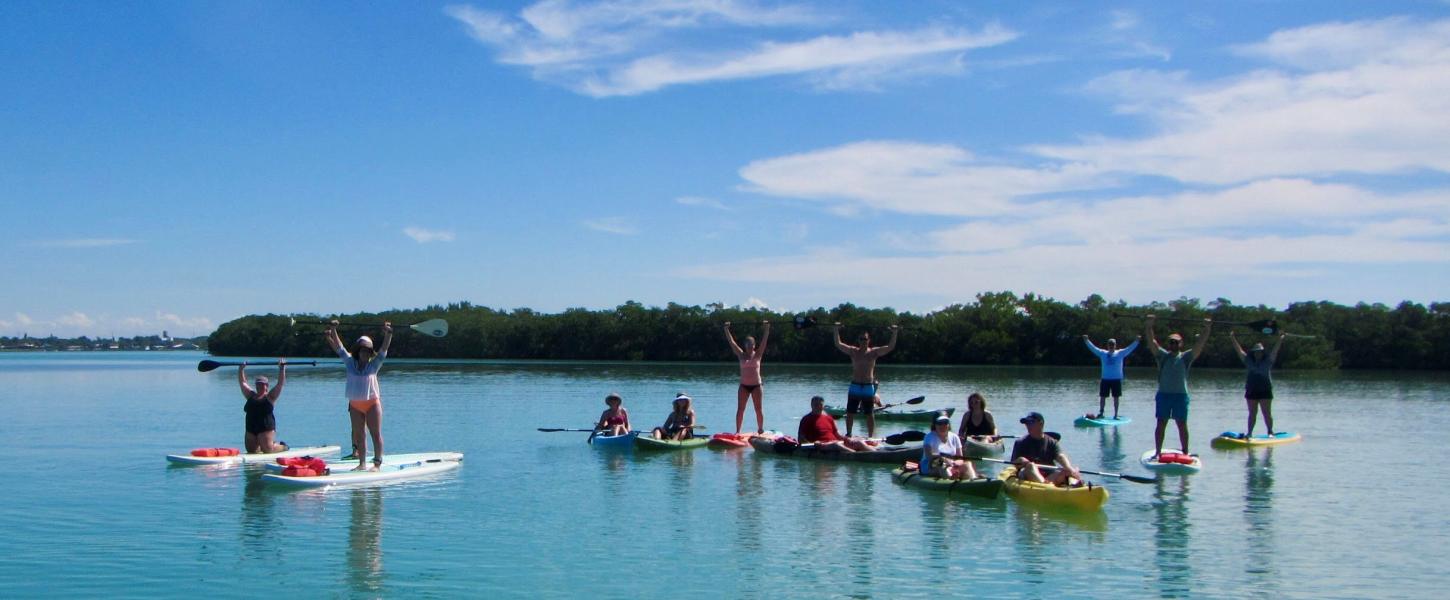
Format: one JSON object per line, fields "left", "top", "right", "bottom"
{"left": 166, "top": 445, "right": 341, "bottom": 466}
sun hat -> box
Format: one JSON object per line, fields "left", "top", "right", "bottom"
{"left": 356, "top": 336, "right": 374, "bottom": 349}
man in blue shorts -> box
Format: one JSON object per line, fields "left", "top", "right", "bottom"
{"left": 833, "top": 323, "right": 899, "bottom": 438}
{"left": 1145, "top": 314, "right": 1211, "bottom": 459}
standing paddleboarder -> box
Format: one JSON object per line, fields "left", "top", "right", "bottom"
{"left": 1144, "top": 315, "right": 1211, "bottom": 459}
{"left": 724, "top": 320, "right": 770, "bottom": 434}
{"left": 326, "top": 320, "right": 393, "bottom": 472}
{"left": 239, "top": 360, "right": 288, "bottom": 453}
{"left": 833, "top": 323, "right": 899, "bottom": 439}
{"left": 1230, "top": 330, "right": 1288, "bottom": 439}
{"left": 1082, "top": 335, "right": 1141, "bottom": 419}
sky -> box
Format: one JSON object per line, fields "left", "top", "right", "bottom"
{"left": 3, "top": 1, "right": 1449, "bottom": 337}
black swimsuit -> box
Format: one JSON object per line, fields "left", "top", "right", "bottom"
{"left": 244, "top": 393, "right": 276, "bottom": 435}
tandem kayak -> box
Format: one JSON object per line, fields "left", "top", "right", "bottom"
{"left": 260, "top": 454, "right": 463, "bottom": 488}
{"left": 892, "top": 468, "right": 1004, "bottom": 499}
{"left": 591, "top": 431, "right": 639, "bottom": 448}
{"left": 1139, "top": 450, "right": 1202, "bottom": 475}
{"left": 634, "top": 435, "right": 709, "bottom": 451}
{"left": 963, "top": 436, "right": 1005, "bottom": 458}
{"left": 165, "top": 445, "right": 341, "bottom": 466}
{"left": 825, "top": 406, "right": 955, "bottom": 423}
{"left": 261, "top": 452, "right": 465, "bottom": 473}
{"left": 997, "top": 465, "right": 1108, "bottom": 511}
{"left": 748, "top": 436, "right": 920, "bottom": 464}
{"left": 1211, "top": 431, "right": 1302, "bottom": 448}
{"left": 1074, "top": 415, "right": 1131, "bottom": 427}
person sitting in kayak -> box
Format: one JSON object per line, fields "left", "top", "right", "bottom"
{"left": 724, "top": 320, "right": 770, "bottom": 435}
{"left": 798, "top": 395, "right": 874, "bottom": 452}
{"left": 239, "top": 360, "right": 288, "bottom": 453}
{"left": 595, "top": 393, "right": 631, "bottom": 437}
{"left": 1230, "top": 330, "right": 1287, "bottom": 439}
{"left": 1011, "top": 412, "right": 1082, "bottom": 486}
{"left": 1082, "top": 334, "right": 1140, "bottom": 419}
{"left": 924, "top": 414, "right": 979, "bottom": 479}
{"left": 652, "top": 393, "right": 696, "bottom": 440}
{"left": 957, "top": 392, "right": 999, "bottom": 444}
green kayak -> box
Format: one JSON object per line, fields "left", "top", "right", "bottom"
{"left": 825, "top": 406, "right": 955, "bottom": 423}
{"left": 634, "top": 435, "right": 709, "bottom": 451}
{"left": 891, "top": 468, "right": 1004, "bottom": 499}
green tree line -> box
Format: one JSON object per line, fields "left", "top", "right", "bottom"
{"left": 205, "top": 293, "right": 1450, "bottom": 370}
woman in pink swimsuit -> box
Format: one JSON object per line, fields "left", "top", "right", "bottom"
{"left": 724, "top": 321, "right": 770, "bottom": 434}
{"left": 595, "top": 393, "right": 631, "bottom": 436}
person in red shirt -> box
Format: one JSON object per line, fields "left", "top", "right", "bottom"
{"left": 798, "top": 396, "right": 874, "bottom": 451}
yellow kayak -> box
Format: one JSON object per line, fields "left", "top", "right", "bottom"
{"left": 997, "top": 465, "right": 1108, "bottom": 511}
{"left": 1211, "top": 431, "right": 1302, "bottom": 448}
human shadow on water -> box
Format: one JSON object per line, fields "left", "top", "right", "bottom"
{"left": 1242, "top": 449, "right": 1281, "bottom": 594}
{"left": 345, "top": 487, "right": 385, "bottom": 597}
{"left": 1151, "top": 476, "right": 1193, "bottom": 598}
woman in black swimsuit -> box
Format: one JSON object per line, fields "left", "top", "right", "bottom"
{"left": 957, "top": 392, "right": 998, "bottom": 442}
{"left": 240, "top": 360, "right": 287, "bottom": 453}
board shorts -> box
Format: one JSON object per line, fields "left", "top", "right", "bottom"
{"left": 1098, "top": 379, "right": 1123, "bottom": 398}
{"left": 1155, "top": 392, "right": 1189, "bottom": 420}
{"left": 1245, "top": 375, "right": 1273, "bottom": 401}
{"left": 845, "top": 382, "right": 878, "bottom": 415}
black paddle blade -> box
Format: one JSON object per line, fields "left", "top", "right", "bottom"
{"left": 197, "top": 360, "right": 222, "bottom": 372}
{"left": 884, "top": 430, "right": 928, "bottom": 445}
{"left": 903, "top": 395, "right": 926, "bottom": 405}
{"left": 793, "top": 315, "right": 817, "bottom": 330}
{"left": 1120, "top": 473, "right": 1158, "bottom": 484}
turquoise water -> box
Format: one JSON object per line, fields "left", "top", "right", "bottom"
{"left": 1, "top": 352, "right": 1445, "bottom": 598}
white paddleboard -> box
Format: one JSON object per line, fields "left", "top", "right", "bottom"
{"left": 165, "top": 445, "right": 341, "bottom": 466}
{"left": 1140, "top": 449, "right": 1202, "bottom": 474}
{"left": 261, "top": 452, "right": 464, "bottom": 473}
{"left": 260, "top": 454, "right": 463, "bottom": 487}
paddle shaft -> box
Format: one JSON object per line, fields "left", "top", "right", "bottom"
{"left": 197, "top": 360, "right": 317, "bottom": 372}
{"left": 978, "top": 456, "right": 1156, "bottom": 484}
{"left": 874, "top": 395, "right": 927, "bottom": 412}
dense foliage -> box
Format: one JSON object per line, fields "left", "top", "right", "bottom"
{"left": 206, "top": 294, "right": 1450, "bottom": 370}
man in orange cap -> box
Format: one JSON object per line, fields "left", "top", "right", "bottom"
{"left": 1144, "top": 315, "right": 1211, "bottom": 459}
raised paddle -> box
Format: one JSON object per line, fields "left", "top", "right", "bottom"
{"left": 977, "top": 456, "right": 1158, "bottom": 484}
{"left": 291, "top": 318, "right": 450, "bottom": 338}
{"left": 1112, "top": 312, "right": 1279, "bottom": 335}
{"left": 874, "top": 395, "right": 926, "bottom": 413}
{"left": 891, "top": 429, "right": 1057, "bottom": 443}
{"left": 198, "top": 360, "right": 317, "bottom": 373}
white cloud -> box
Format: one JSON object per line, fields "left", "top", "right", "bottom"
{"left": 14, "top": 313, "right": 32, "bottom": 326}
{"left": 675, "top": 195, "right": 729, "bottom": 210}
{"left": 30, "top": 239, "right": 139, "bottom": 248}
{"left": 447, "top": 1, "right": 1017, "bottom": 96}
{"left": 55, "top": 312, "right": 94, "bottom": 328}
{"left": 402, "top": 227, "right": 457, "bottom": 243}
{"left": 743, "top": 297, "right": 769, "bottom": 309}
{"left": 583, "top": 217, "right": 639, "bottom": 235}
{"left": 1034, "top": 18, "right": 1450, "bottom": 184}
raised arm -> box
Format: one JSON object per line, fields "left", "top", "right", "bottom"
{"left": 378, "top": 322, "right": 394, "bottom": 356}
{"left": 873, "top": 325, "right": 900, "bottom": 357}
{"left": 1081, "top": 335, "right": 1105, "bottom": 356}
{"left": 1190, "top": 319, "right": 1212, "bottom": 359}
{"left": 268, "top": 360, "right": 286, "bottom": 401}
{"left": 324, "top": 320, "right": 344, "bottom": 353}
{"left": 238, "top": 363, "right": 254, "bottom": 396}
{"left": 1144, "top": 315, "right": 1161, "bottom": 353}
{"left": 832, "top": 323, "right": 853, "bottom": 354}
{"left": 723, "top": 322, "right": 745, "bottom": 358}
{"left": 756, "top": 321, "right": 770, "bottom": 356}
{"left": 1269, "top": 332, "right": 1286, "bottom": 363}
{"left": 1229, "top": 330, "right": 1247, "bottom": 358}
{"left": 1121, "top": 337, "right": 1140, "bottom": 355}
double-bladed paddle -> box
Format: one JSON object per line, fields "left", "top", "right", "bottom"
{"left": 291, "top": 318, "right": 450, "bottom": 338}
{"left": 976, "top": 456, "right": 1157, "bottom": 484}
{"left": 198, "top": 360, "right": 317, "bottom": 373}
{"left": 874, "top": 395, "right": 926, "bottom": 413}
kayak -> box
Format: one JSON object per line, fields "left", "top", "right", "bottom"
{"left": 260, "top": 455, "right": 463, "bottom": 488}
{"left": 165, "top": 445, "right": 341, "bottom": 466}
{"left": 963, "top": 436, "right": 1005, "bottom": 458}
{"left": 892, "top": 468, "right": 1004, "bottom": 499}
{"left": 1074, "top": 415, "right": 1131, "bottom": 427}
{"left": 1140, "top": 450, "right": 1202, "bottom": 475}
{"left": 748, "top": 436, "right": 920, "bottom": 464}
{"left": 826, "top": 406, "right": 955, "bottom": 423}
{"left": 1211, "top": 431, "right": 1302, "bottom": 448}
{"left": 634, "top": 435, "right": 709, "bottom": 451}
{"left": 261, "top": 452, "right": 464, "bottom": 473}
{"left": 997, "top": 465, "right": 1108, "bottom": 511}
{"left": 591, "top": 431, "right": 639, "bottom": 448}
{"left": 708, "top": 433, "right": 754, "bottom": 448}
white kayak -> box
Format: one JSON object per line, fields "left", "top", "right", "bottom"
{"left": 1140, "top": 450, "right": 1202, "bottom": 475}
{"left": 165, "top": 445, "right": 341, "bottom": 466}
{"left": 262, "top": 452, "right": 464, "bottom": 473}
{"left": 260, "top": 453, "right": 463, "bottom": 488}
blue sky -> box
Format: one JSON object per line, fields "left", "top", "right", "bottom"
{"left": 3, "top": 1, "right": 1448, "bottom": 337}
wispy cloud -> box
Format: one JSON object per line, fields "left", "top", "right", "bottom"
{"left": 675, "top": 195, "right": 729, "bottom": 210}
{"left": 55, "top": 312, "right": 94, "bottom": 328}
{"left": 402, "top": 227, "right": 457, "bottom": 243}
{"left": 29, "top": 238, "right": 139, "bottom": 249}
{"left": 446, "top": 1, "right": 1017, "bottom": 96}
{"left": 0, "top": 310, "right": 214, "bottom": 337}
{"left": 583, "top": 217, "right": 639, "bottom": 235}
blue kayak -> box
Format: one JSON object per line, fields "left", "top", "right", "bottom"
{"left": 591, "top": 431, "right": 638, "bottom": 448}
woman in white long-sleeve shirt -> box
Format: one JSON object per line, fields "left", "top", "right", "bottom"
{"left": 325, "top": 320, "right": 393, "bottom": 471}
{"left": 1082, "top": 335, "right": 1140, "bottom": 419}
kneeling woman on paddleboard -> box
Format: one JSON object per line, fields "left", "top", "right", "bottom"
{"left": 326, "top": 320, "right": 392, "bottom": 471}
{"left": 653, "top": 393, "right": 695, "bottom": 440}
{"left": 239, "top": 360, "right": 287, "bottom": 453}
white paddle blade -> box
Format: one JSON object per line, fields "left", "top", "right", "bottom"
{"left": 411, "top": 319, "right": 449, "bottom": 337}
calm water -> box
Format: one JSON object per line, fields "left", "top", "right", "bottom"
{"left": 0, "top": 352, "right": 1445, "bottom": 598}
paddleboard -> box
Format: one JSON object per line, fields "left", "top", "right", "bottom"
{"left": 1140, "top": 450, "right": 1202, "bottom": 475}
{"left": 260, "top": 454, "right": 463, "bottom": 488}
{"left": 1074, "top": 415, "right": 1131, "bottom": 427}
{"left": 165, "top": 445, "right": 341, "bottom": 466}
{"left": 1211, "top": 431, "right": 1302, "bottom": 448}
{"left": 262, "top": 452, "right": 464, "bottom": 473}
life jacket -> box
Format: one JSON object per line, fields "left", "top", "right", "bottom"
{"left": 772, "top": 435, "right": 800, "bottom": 454}
{"left": 190, "top": 447, "right": 240, "bottom": 457}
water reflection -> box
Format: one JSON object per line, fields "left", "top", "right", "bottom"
{"left": 1152, "top": 477, "right": 1193, "bottom": 598}
{"left": 844, "top": 467, "right": 878, "bottom": 599}
{"left": 1099, "top": 427, "right": 1125, "bottom": 472}
{"left": 1242, "top": 450, "right": 1280, "bottom": 593}
{"left": 239, "top": 472, "right": 279, "bottom": 558}
{"left": 346, "top": 487, "right": 385, "bottom": 596}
